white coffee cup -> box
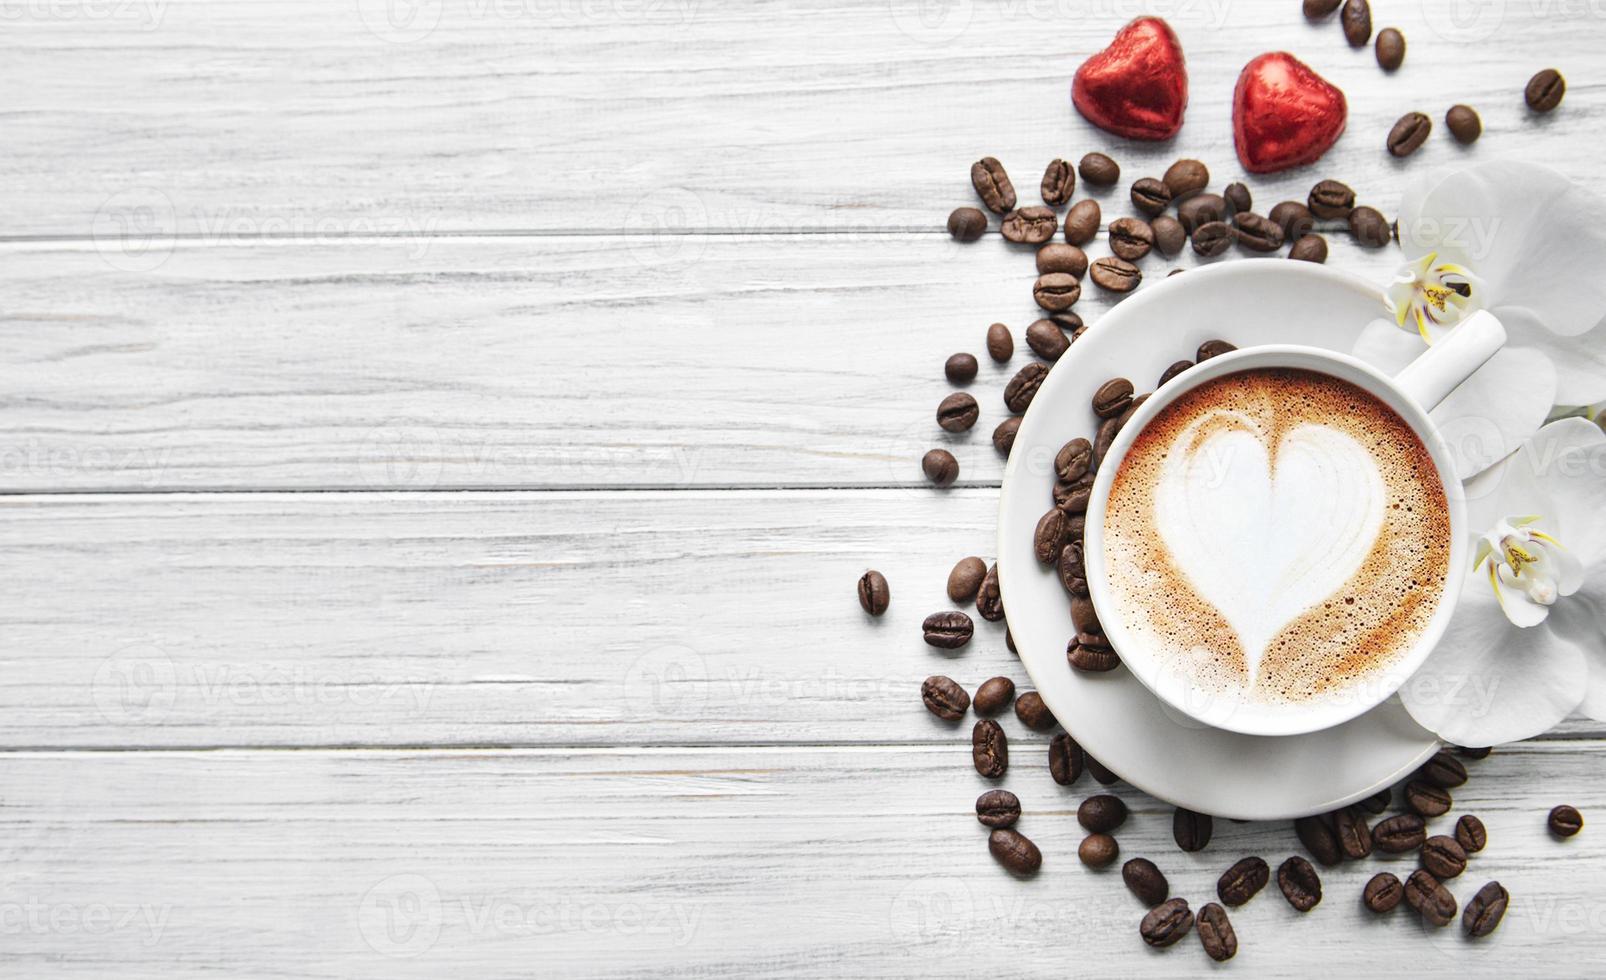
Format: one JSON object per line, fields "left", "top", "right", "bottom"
{"left": 1083, "top": 311, "right": 1507, "bottom": 737}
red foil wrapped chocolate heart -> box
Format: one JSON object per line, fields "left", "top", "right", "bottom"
{"left": 1072, "top": 17, "right": 1188, "bottom": 141}
{"left": 1232, "top": 52, "right": 1347, "bottom": 174}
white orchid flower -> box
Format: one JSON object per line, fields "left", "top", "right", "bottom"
{"left": 1353, "top": 161, "right": 1606, "bottom": 479}
{"left": 1399, "top": 418, "right": 1606, "bottom": 746}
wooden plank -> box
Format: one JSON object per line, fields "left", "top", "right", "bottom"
{"left": 0, "top": 233, "right": 1408, "bottom": 492}
{"left": 1, "top": 0, "right": 1601, "bottom": 237}
{"left": 0, "top": 742, "right": 1600, "bottom": 977}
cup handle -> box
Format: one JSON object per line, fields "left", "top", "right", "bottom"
{"left": 1392, "top": 310, "right": 1507, "bottom": 412}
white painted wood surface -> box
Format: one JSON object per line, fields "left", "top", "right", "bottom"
{"left": 3, "top": 0, "right": 1604, "bottom": 974}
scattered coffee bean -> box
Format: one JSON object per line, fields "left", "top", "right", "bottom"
{"left": 1174, "top": 808, "right": 1213, "bottom": 852}
{"left": 1458, "top": 745, "right": 1493, "bottom": 760}
{"left": 944, "top": 352, "right": 978, "bottom": 384}
{"left": 1421, "top": 835, "right": 1468, "bottom": 879}
{"left": 1223, "top": 182, "right": 1252, "bottom": 216}
{"left": 1217, "top": 857, "right": 1270, "bottom": 907}
{"left": 1109, "top": 217, "right": 1155, "bottom": 261}
{"left": 1131, "top": 178, "right": 1172, "bottom": 217}
{"left": 1162, "top": 159, "right": 1209, "bottom": 200}
{"left": 1406, "top": 780, "right": 1452, "bottom": 818}
{"left": 1062, "top": 200, "right": 1100, "bottom": 246}
{"left": 1289, "top": 233, "right": 1328, "bottom": 263}
{"left": 971, "top": 675, "right": 1015, "bottom": 717}
{"left": 1295, "top": 815, "right": 1342, "bottom": 867}
{"left": 1303, "top": 0, "right": 1341, "bottom": 18}
{"left": 1374, "top": 813, "right": 1428, "bottom": 853}
{"left": 1069, "top": 595, "right": 1100, "bottom": 634}
{"left": 1080, "top": 832, "right": 1119, "bottom": 867}
{"left": 1050, "top": 732, "right": 1084, "bottom": 785}
{"left": 1278, "top": 855, "right": 1323, "bottom": 912}
{"left": 1341, "top": 0, "right": 1371, "bottom": 46}
{"left": 1387, "top": 111, "right": 1432, "bottom": 157}
{"left": 976, "top": 789, "right": 1021, "bottom": 828}
{"left": 1349, "top": 206, "right": 1390, "bottom": 248}
{"left": 1055, "top": 438, "right": 1093, "bottom": 482}
{"left": 1150, "top": 215, "right": 1186, "bottom": 256}
{"left": 1051, "top": 311, "right": 1085, "bottom": 338}
{"left": 1154, "top": 359, "right": 1193, "bottom": 387}
{"left": 1078, "top": 152, "right": 1120, "bottom": 187}
{"left": 1123, "top": 858, "right": 1170, "bottom": 906}
{"left": 1003, "top": 206, "right": 1060, "bottom": 245}
{"left": 1004, "top": 362, "right": 1048, "bottom": 413}
{"left": 1014, "top": 690, "right": 1057, "bottom": 731}
{"left": 857, "top": 570, "right": 889, "bottom": 616}
{"left": 1196, "top": 339, "right": 1236, "bottom": 361}
{"left": 947, "top": 207, "right": 987, "bottom": 241}
{"left": 936, "top": 392, "right": 979, "bottom": 432}
{"left": 989, "top": 827, "right": 1042, "bottom": 875}
{"left": 1093, "top": 377, "right": 1136, "bottom": 418}
{"left": 1079, "top": 794, "right": 1128, "bottom": 833}
{"left": 972, "top": 719, "right": 1008, "bottom": 778}
{"left": 1375, "top": 27, "right": 1405, "bottom": 71}
{"left": 1068, "top": 636, "right": 1121, "bottom": 672}
{"left": 1041, "top": 158, "right": 1076, "bottom": 206}
{"left": 971, "top": 156, "right": 1017, "bottom": 214}
{"left": 1526, "top": 68, "right": 1565, "bottom": 113}
{"left": 1269, "top": 200, "right": 1316, "bottom": 239}
{"left": 1032, "top": 273, "right": 1082, "bottom": 312}
{"left": 1233, "top": 211, "right": 1284, "bottom": 252}
{"left": 985, "top": 322, "right": 1013, "bottom": 362}
{"left": 922, "top": 611, "right": 973, "bottom": 649}
{"left": 1196, "top": 903, "right": 1237, "bottom": 961}
{"left": 1549, "top": 804, "right": 1583, "bottom": 837}
{"left": 947, "top": 556, "right": 988, "bottom": 603}
{"left": 1447, "top": 104, "right": 1482, "bottom": 144}
{"left": 1418, "top": 750, "right": 1469, "bottom": 788}
{"left": 1363, "top": 871, "right": 1403, "bottom": 912}
{"left": 1308, "top": 179, "right": 1355, "bottom": 219}
{"left": 921, "top": 675, "right": 969, "bottom": 721}
{"left": 1405, "top": 869, "right": 1457, "bottom": 927}
{"left": 991, "top": 416, "right": 1021, "bottom": 456}
{"left": 1036, "top": 243, "right": 1088, "bottom": 277}
{"left": 1058, "top": 542, "right": 1089, "bottom": 598}
{"left": 1191, "top": 220, "right": 1234, "bottom": 257}
{"left": 922, "top": 448, "right": 958, "bottom": 487}
{"left": 1141, "top": 898, "right": 1194, "bottom": 948}
{"left": 976, "top": 564, "right": 1004, "bottom": 622}
{"left": 1335, "top": 806, "right": 1373, "bottom": 859}
{"left": 1177, "top": 192, "right": 1228, "bottom": 233}
{"left": 1456, "top": 814, "right": 1488, "bottom": 853}
{"left": 1359, "top": 788, "right": 1391, "bottom": 814}
{"left": 1084, "top": 753, "right": 1119, "bottom": 785}
{"left": 1463, "top": 881, "right": 1509, "bottom": 938}
{"left": 1089, "top": 256, "right": 1141, "bottom": 292}
{"left": 1092, "top": 414, "right": 1121, "bottom": 464}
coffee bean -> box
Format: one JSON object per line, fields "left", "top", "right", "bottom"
{"left": 1372, "top": 26, "right": 1405, "bottom": 71}
{"left": 936, "top": 392, "right": 979, "bottom": 432}
{"left": 1177, "top": 192, "right": 1227, "bottom": 233}
{"left": 947, "top": 207, "right": 987, "bottom": 241}
{"left": 1084, "top": 753, "right": 1119, "bottom": 785}
{"left": 1549, "top": 804, "right": 1583, "bottom": 837}
{"left": 1308, "top": 179, "right": 1355, "bottom": 219}
{"left": 1036, "top": 243, "right": 1088, "bottom": 277}
{"left": 991, "top": 416, "right": 1021, "bottom": 456}
{"left": 971, "top": 157, "right": 1017, "bottom": 214}
{"left": 1196, "top": 339, "right": 1236, "bottom": 362}
{"left": 1123, "top": 858, "right": 1170, "bottom": 906}
{"left": 922, "top": 448, "right": 958, "bottom": 487}
{"left": 1079, "top": 794, "right": 1128, "bottom": 833}
{"left": 1335, "top": 806, "right": 1373, "bottom": 859}
{"left": 921, "top": 675, "right": 969, "bottom": 721}
{"left": 1052, "top": 476, "right": 1092, "bottom": 514}
{"left": 1269, "top": 200, "right": 1316, "bottom": 239}
{"left": 1527, "top": 68, "right": 1565, "bottom": 113}
{"left": 1295, "top": 815, "right": 1342, "bottom": 867}
{"left": 1090, "top": 256, "right": 1141, "bottom": 292}
{"left": 1173, "top": 808, "right": 1213, "bottom": 852}
{"left": 1303, "top": 0, "right": 1341, "bottom": 18}
{"left": 1456, "top": 814, "right": 1488, "bottom": 853}
{"left": 1078, "top": 152, "right": 1120, "bottom": 187}
{"left": 1196, "top": 903, "right": 1236, "bottom": 961}
{"left": 857, "top": 570, "right": 889, "bottom": 615}
{"left": 1108, "top": 217, "right": 1154, "bottom": 261}
{"left": 1341, "top": 0, "right": 1371, "bottom": 46}
{"left": 1150, "top": 215, "right": 1186, "bottom": 256}
{"left": 1014, "top": 691, "right": 1057, "bottom": 731}
{"left": 1049, "top": 732, "right": 1083, "bottom": 785}
{"left": 1067, "top": 637, "right": 1120, "bottom": 672}
{"left": 1003, "top": 206, "right": 1059, "bottom": 245}
{"left": 1041, "top": 158, "right": 1076, "bottom": 206}
{"left": 1092, "top": 415, "right": 1121, "bottom": 466}
{"left": 976, "top": 789, "right": 1021, "bottom": 828}
{"left": 1418, "top": 750, "right": 1469, "bottom": 788}
{"left": 989, "top": 827, "right": 1041, "bottom": 875}
{"left": 1130, "top": 178, "right": 1172, "bottom": 216}
{"left": 1464, "top": 881, "right": 1509, "bottom": 938}
{"left": 1032, "top": 273, "right": 1082, "bottom": 312}
{"left": 1405, "top": 869, "right": 1457, "bottom": 926}
{"left": 1140, "top": 898, "right": 1193, "bottom": 948}
{"left": 1055, "top": 438, "right": 1093, "bottom": 482}
{"left": 1158, "top": 360, "right": 1192, "bottom": 387}
{"left": 1220, "top": 182, "right": 1251, "bottom": 217}
{"left": 1406, "top": 780, "right": 1452, "bottom": 818}
{"left": 1348, "top": 206, "right": 1390, "bottom": 248}
{"left": 976, "top": 564, "right": 1004, "bottom": 622}
{"left": 1289, "top": 233, "right": 1328, "bottom": 263}
{"left": 1064, "top": 200, "right": 1101, "bottom": 245}
{"left": 985, "top": 322, "right": 1012, "bottom": 362}
{"left": 1069, "top": 595, "right": 1100, "bottom": 635}
{"left": 1458, "top": 745, "right": 1493, "bottom": 759}
{"left": 1363, "top": 871, "right": 1403, "bottom": 913}
{"left": 1057, "top": 542, "right": 1089, "bottom": 598}
{"left": 1421, "top": 835, "right": 1468, "bottom": 879}
{"left": 972, "top": 719, "right": 1008, "bottom": 778}
{"left": 1191, "top": 221, "right": 1233, "bottom": 257}
{"left": 922, "top": 611, "right": 973, "bottom": 649}
{"left": 1004, "top": 362, "right": 1049, "bottom": 413}
{"left": 947, "top": 557, "right": 987, "bottom": 603}
{"left": 944, "top": 352, "right": 978, "bottom": 384}
{"left": 1217, "top": 857, "right": 1270, "bottom": 906}
{"left": 1080, "top": 832, "right": 1119, "bottom": 867}
{"left": 1374, "top": 813, "right": 1427, "bottom": 853}
{"left": 972, "top": 675, "right": 1015, "bottom": 716}
{"left": 1359, "top": 787, "right": 1391, "bottom": 814}
{"left": 1093, "top": 377, "right": 1136, "bottom": 418}
{"left": 1278, "top": 855, "right": 1323, "bottom": 912}
{"left": 1162, "top": 159, "right": 1209, "bottom": 200}
{"left": 1232, "top": 211, "right": 1284, "bottom": 252}
{"left": 1387, "top": 111, "right": 1432, "bottom": 157}
{"left": 1447, "top": 104, "right": 1482, "bottom": 144}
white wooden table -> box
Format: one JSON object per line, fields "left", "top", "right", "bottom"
{"left": 3, "top": 1, "right": 1604, "bottom": 974}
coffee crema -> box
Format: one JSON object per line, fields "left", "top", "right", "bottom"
{"left": 1102, "top": 368, "right": 1450, "bottom": 704}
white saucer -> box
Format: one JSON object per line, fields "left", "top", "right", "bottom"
{"left": 997, "top": 261, "right": 1439, "bottom": 820}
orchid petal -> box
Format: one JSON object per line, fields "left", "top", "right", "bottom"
{"left": 1523, "top": 418, "right": 1606, "bottom": 557}
{"left": 1501, "top": 325, "right": 1606, "bottom": 407}
{"left": 1553, "top": 574, "right": 1606, "bottom": 720}
{"left": 1429, "top": 346, "right": 1556, "bottom": 481}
